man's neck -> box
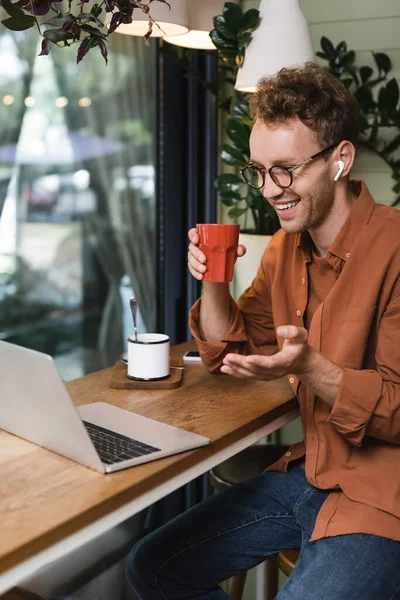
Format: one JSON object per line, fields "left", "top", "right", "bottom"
{"left": 309, "top": 182, "right": 358, "bottom": 257}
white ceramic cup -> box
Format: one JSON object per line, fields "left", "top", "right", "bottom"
{"left": 127, "top": 333, "right": 170, "bottom": 381}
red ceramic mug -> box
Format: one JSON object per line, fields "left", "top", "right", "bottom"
{"left": 197, "top": 224, "right": 240, "bottom": 282}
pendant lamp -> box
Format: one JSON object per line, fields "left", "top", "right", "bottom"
{"left": 163, "top": 0, "right": 227, "bottom": 50}
{"left": 114, "top": 0, "right": 189, "bottom": 37}
{"left": 235, "top": 0, "right": 314, "bottom": 92}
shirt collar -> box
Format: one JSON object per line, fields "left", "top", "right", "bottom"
{"left": 296, "top": 180, "right": 375, "bottom": 263}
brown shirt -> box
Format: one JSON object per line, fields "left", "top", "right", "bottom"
{"left": 189, "top": 182, "right": 400, "bottom": 542}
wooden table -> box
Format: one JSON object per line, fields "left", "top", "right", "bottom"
{"left": 0, "top": 342, "right": 298, "bottom": 595}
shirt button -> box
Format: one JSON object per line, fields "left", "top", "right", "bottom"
{"left": 285, "top": 451, "right": 291, "bottom": 457}
{"left": 301, "top": 278, "right": 305, "bottom": 284}
{"left": 296, "top": 310, "right": 301, "bottom": 317}
{"left": 345, "top": 252, "right": 350, "bottom": 258}
{"left": 289, "top": 377, "right": 295, "bottom": 384}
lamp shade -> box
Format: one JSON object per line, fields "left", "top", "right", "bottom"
{"left": 235, "top": 0, "right": 314, "bottom": 92}
{"left": 163, "top": 0, "right": 227, "bottom": 50}
{"left": 114, "top": 0, "right": 189, "bottom": 37}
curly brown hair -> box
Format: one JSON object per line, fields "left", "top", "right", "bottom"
{"left": 249, "top": 62, "right": 360, "bottom": 148}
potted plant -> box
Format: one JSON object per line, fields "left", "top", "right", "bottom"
{"left": 211, "top": 3, "right": 280, "bottom": 297}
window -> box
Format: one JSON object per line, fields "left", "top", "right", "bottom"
{"left": 0, "top": 31, "right": 157, "bottom": 380}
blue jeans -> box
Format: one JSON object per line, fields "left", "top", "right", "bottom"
{"left": 127, "top": 466, "right": 400, "bottom": 599}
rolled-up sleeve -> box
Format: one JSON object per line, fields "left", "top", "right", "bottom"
{"left": 328, "top": 281, "right": 400, "bottom": 446}
{"left": 189, "top": 296, "right": 248, "bottom": 373}
{"left": 188, "top": 250, "right": 279, "bottom": 373}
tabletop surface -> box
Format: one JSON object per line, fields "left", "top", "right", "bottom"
{"left": 0, "top": 342, "right": 296, "bottom": 575}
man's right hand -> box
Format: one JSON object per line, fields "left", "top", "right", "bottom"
{"left": 187, "top": 227, "right": 246, "bottom": 281}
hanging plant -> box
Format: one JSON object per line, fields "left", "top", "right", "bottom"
{"left": 0, "top": 0, "right": 169, "bottom": 64}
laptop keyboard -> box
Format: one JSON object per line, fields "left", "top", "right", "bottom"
{"left": 82, "top": 421, "right": 161, "bottom": 465}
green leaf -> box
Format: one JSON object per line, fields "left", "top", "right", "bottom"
{"left": 223, "top": 2, "right": 242, "bottom": 31}
{"left": 360, "top": 66, "right": 373, "bottom": 83}
{"left": 220, "top": 192, "right": 242, "bottom": 207}
{"left": 355, "top": 86, "right": 374, "bottom": 113}
{"left": 209, "top": 29, "right": 236, "bottom": 50}
{"left": 1, "top": 0, "right": 27, "bottom": 19}
{"left": 341, "top": 50, "right": 355, "bottom": 67}
{"left": 238, "top": 31, "right": 252, "bottom": 48}
{"left": 226, "top": 118, "right": 250, "bottom": 152}
{"left": 373, "top": 52, "right": 392, "bottom": 74}
{"left": 232, "top": 100, "right": 250, "bottom": 120}
{"left": 213, "top": 15, "right": 237, "bottom": 41}
{"left": 335, "top": 41, "right": 347, "bottom": 57}
{"left": 320, "top": 36, "right": 336, "bottom": 61}
{"left": 44, "top": 28, "right": 74, "bottom": 43}
{"left": 316, "top": 51, "right": 328, "bottom": 61}
{"left": 1, "top": 15, "right": 35, "bottom": 30}
{"left": 385, "top": 78, "right": 400, "bottom": 110}
{"left": 385, "top": 134, "right": 400, "bottom": 154}
{"left": 220, "top": 143, "right": 248, "bottom": 166}
{"left": 238, "top": 8, "right": 259, "bottom": 32}
{"left": 43, "top": 15, "right": 74, "bottom": 27}
{"left": 228, "top": 207, "right": 247, "bottom": 218}
{"left": 247, "top": 192, "right": 265, "bottom": 210}
{"left": 215, "top": 173, "right": 244, "bottom": 193}
{"left": 341, "top": 77, "right": 353, "bottom": 89}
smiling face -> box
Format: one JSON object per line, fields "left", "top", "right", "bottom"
{"left": 249, "top": 118, "right": 337, "bottom": 236}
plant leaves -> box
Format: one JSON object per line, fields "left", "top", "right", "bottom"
{"left": 220, "top": 143, "right": 248, "bottom": 166}
{"left": 238, "top": 8, "right": 259, "bottom": 32}
{"left": 213, "top": 15, "right": 237, "bottom": 41}
{"left": 223, "top": 2, "right": 242, "bottom": 31}
{"left": 238, "top": 31, "right": 252, "bottom": 49}
{"left": 98, "top": 38, "right": 108, "bottom": 64}
{"left": 215, "top": 173, "right": 244, "bottom": 193}
{"left": 373, "top": 52, "right": 392, "bottom": 74}
{"left": 76, "top": 38, "right": 90, "bottom": 64}
{"left": 355, "top": 86, "right": 374, "bottom": 113}
{"left": 226, "top": 118, "right": 250, "bottom": 152}
{"left": 228, "top": 207, "right": 247, "bottom": 218}
{"left": 360, "top": 66, "right": 373, "bottom": 83}
{"left": 232, "top": 100, "right": 250, "bottom": 120}
{"left": 209, "top": 28, "right": 236, "bottom": 49}
{"left": 341, "top": 77, "right": 353, "bottom": 89}
{"left": 320, "top": 36, "right": 335, "bottom": 61}
{"left": 43, "top": 14, "right": 74, "bottom": 27}
{"left": 39, "top": 38, "right": 51, "bottom": 56}
{"left": 220, "top": 192, "right": 242, "bottom": 207}
{"left": 43, "top": 28, "right": 73, "bottom": 43}
{"left": 385, "top": 78, "right": 400, "bottom": 110}
{"left": 1, "top": 14, "right": 35, "bottom": 30}
{"left": 316, "top": 51, "right": 328, "bottom": 61}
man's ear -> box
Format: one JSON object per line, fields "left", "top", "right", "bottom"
{"left": 334, "top": 140, "right": 356, "bottom": 178}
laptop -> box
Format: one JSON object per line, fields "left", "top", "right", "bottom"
{"left": 0, "top": 341, "right": 209, "bottom": 473}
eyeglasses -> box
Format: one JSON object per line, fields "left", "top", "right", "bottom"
{"left": 241, "top": 143, "right": 338, "bottom": 190}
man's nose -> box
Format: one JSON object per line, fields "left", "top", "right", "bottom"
{"left": 261, "top": 175, "right": 284, "bottom": 200}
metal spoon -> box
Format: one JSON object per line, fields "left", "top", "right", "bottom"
{"left": 129, "top": 297, "right": 138, "bottom": 341}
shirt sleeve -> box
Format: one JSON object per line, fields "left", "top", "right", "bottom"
{"left": 188, "top": 251, "right": 279, "bottom": 373}
{"left": 328, "top": 278, "right": 400, "bottom": 446}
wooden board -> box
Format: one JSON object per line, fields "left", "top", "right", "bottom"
{"left": 109, "top": 360, "right": 184, "bottom": 389}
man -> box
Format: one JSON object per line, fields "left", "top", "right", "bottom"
{"left": 127, "top": 63, "right": 400, "bottom": 599}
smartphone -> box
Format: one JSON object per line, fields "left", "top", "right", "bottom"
{"left": 183, "top": 350, "right": 202, "bottom": 362}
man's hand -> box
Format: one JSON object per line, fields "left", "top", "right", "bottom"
{"left": 221, "top": 325, "right": 344, "bottom": 407}
{"left": 221, "top": 325, "right": 310, "bottom": 380}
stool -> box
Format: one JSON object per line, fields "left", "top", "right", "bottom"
{"left": 209, "top": 444, "right": 300, "bottom": 600}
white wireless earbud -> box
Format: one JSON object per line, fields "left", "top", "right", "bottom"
{"left": 334, "top": 160, "right": 345, "bottom": 181}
